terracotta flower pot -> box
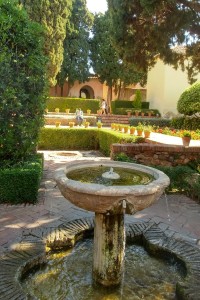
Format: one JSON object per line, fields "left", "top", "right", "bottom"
{"left": 182, "top": 136, "right": 191, "bottom": 147}
{"left": 137, "top": 129, "right": 143, "bottom": 136}
{"left": 130, "top": 128, "right": 135, "bottom": 135}
{"left": 69, "top": 122, "right": 74, "bottom": 128}
{"left": 124, "top": 127, "right": 129, "bottom": 133}
{"left": 144, "top": 131, "right": 151, "bottom": 138}
{"left": 55, "top": 122, "right": 61, "bottom": 128}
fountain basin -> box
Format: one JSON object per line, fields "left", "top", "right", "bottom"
{"left": 54, "top": 160, "right": 170, "bottom": 214}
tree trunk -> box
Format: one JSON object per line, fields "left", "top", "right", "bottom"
{"left": 60, "top": 85, "right": 63, "bottom": 97}
{"left": 117, "top": 80, "right": 122, "bottom": 99}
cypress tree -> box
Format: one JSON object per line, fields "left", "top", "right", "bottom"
{"left": 90, "top": 13, "right": 146, "bottom": 103}
{"left": 19, "top": 0, "right": 72, "bottom": 86}
{"left": 57, "top": 0, "right": 93, "bottom": 95}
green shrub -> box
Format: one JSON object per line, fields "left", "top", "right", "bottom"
{"left": 113, "top": 152, "right": 136, "bottom": 163}
{"left": 0, "top": 1, "right": 48, "bottom": 162}
{"left": 114, "top": 108, "right": 157, "bottom": 116}
{"left": 133, "top": 90, "right": 142, "bottom": 109}
{"left": 46, "top": 97, "right": 100, "bottom": 113}
{"left": 130, "top": 117, "right": 170, "bottom": 127}
{"left": 113, "top": 153, "right": 200, "bottom": 201}
{"left": 171, "top": 116, "right": 200, "bottom": 130}
{"left": 0, "top": 154, "right": 43, "bottom": 204}
{"left": 156, "top": 163, "right": 200, "bottom": 201}
{"left": 38, "top": 127, "right": 99, "bottom": 150}
{"left": 38, "top": 127, "right": 145, "bottom": 156}
{"left": 177, "top": 82, "right": 200, "bottom": 116}
{"left": 111, "top": 100, "right": 149, "bottom": 114}
{"left": 142, "top": 102, "right": 150, "bottom": 109}
{"left": 98, "top": 129, "right": 145, "bottom": 156}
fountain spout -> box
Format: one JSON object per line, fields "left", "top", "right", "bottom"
{"left": 102, "top": 167, "right": 120, "bottom": 180}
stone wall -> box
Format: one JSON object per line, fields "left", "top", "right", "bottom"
{"left": 111, "top": 143, "right": 200, "bottom": 166}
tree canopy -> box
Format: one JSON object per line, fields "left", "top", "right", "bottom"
{"left": 90, "top": 13, "right": 146, "bottom": 101}
{"left": 107, "top": 0, "right": 200, "bottom": 83}
{"left": 19, "top": 0, "right": 72, "bottom": 86}
{"left": 0, "top": 0, "right": 48, "bottom": 162}
{"left": 57, "top": 0, "right": 93, "bottom": 95}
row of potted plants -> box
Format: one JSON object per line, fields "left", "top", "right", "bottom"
{"left": 55, "top": 121, "right": 90, "bottom": 128}
{"left": 126, "top": 110, "right": 159, "bottom": 117}
{"left": 47, "top": 108, "right": 92, "bottom": 115}
{"left": 111, "top": 123, "right": 152, "bottom": 138}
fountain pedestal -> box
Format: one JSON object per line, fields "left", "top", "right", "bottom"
{"left": 93, "top": 213, "right": 125, "bottom": 286}
{"left": 55, "top": 160, "right": 170, "bottom": 288}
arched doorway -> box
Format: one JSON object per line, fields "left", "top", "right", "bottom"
{"left": 80, "top": 85, "right": 95, "bottom": 99}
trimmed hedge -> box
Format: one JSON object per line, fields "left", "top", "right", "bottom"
{"left": 38, "top": 128, "right": 99, "bottom": 150}
{"left": 38, "top": 128, "right": 145, "bottom": 156}
{"left": 0, "top": 154, "right": 43, "bottom": 204}
{"left": 171, "top": 116, "right": 200, "bottom": 130}
{"left": 111, "top": 100, "right": 149, "bottom": 114}
{"left": 46, "top": 97, "right": 101, "bottom": 113}
{"left": 98, "top": 129, "right": 144, "bottom": 156}
{"left": 114, "top": 108, "right": 159, "bottom": 115}
{"left": 129, "top": 117, "right": 171, "bottom": 127}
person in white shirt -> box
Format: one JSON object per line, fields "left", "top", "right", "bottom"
{"left": 101, "top": 99, "right": 107, "bottom": 114}
{"left": 75, "top": 108, "right": 84, "bottom": 126}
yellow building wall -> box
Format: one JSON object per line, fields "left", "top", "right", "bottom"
{"left": 147, "top": 58, "right": 200, "bottom": 116}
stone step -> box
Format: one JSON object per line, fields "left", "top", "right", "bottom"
{"left": 98, "top": 115, "right": 130, "bottom": 126}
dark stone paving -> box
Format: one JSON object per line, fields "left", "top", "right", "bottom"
{"left": 0, "top": 150, "right": 200, "bottom": 299}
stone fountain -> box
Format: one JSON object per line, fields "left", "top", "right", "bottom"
{"left": 54, "top": 160, "right": 170, "bottom": 287}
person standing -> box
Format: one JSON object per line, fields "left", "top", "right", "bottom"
{"left": 75, "top": 108, "right": 84, "bottom": 126}
{"left": 101, "top": 99, "right": 107, "bottom": 114}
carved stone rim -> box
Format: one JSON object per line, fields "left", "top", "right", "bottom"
{"left": 55, "top": 160, "right": 170, "bottom": 196}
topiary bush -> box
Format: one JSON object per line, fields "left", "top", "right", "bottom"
{"left": 0, "top": 0, "right": 48, "bottom": 163}
{"left": 177, "top": 82, "right": 200, "bottom": 116}
{"left": 133, "top": 90, "right": 142, "bottom": 109}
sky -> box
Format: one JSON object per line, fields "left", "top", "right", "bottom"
{"left": 86, "top": 0, "right": 108, "bottom": 13}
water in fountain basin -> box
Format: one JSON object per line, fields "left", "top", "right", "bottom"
{"left": 67, "top": 166, "right": 153, "bottom": 186}
{"left": 22, "top": 239, "right": 183, "bottom": 300}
